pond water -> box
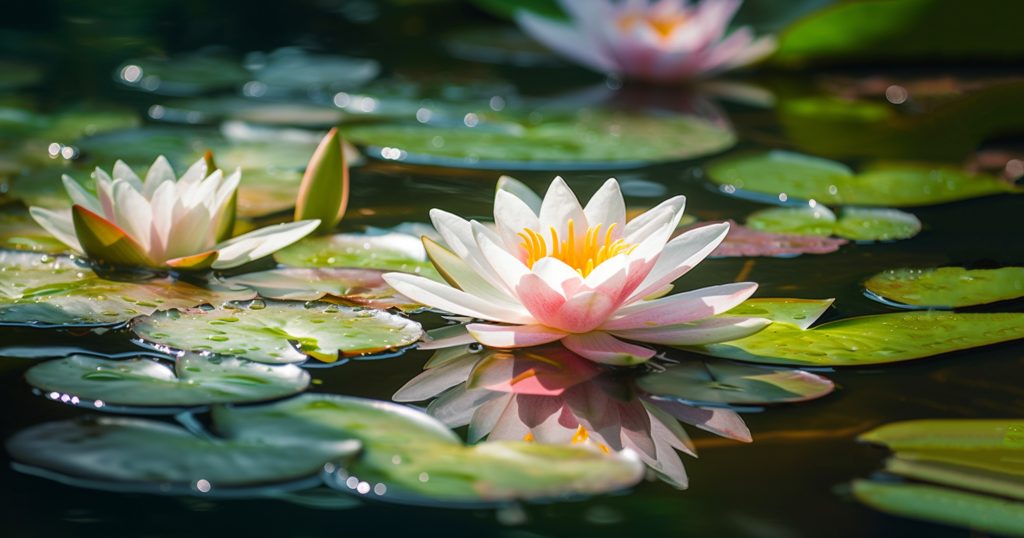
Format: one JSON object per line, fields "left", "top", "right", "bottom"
{"left": 1, "top": 2, "right": 1023, "bottom": 537}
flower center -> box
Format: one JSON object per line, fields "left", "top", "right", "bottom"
{"left": 617, "top": 12, "right": 689, "bottom": 39}
{"left": 517, "top": 219, "right": 636, "bottom": 277}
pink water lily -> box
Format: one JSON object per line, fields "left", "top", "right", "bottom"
{"left": 516, "top": 0, "right": 776, "bottom": 83}
{"left": 382, "top": 176, "right": 768, "bottom": 365}
{"left": 30, "top": 156, "right": 320, "bottom": 271}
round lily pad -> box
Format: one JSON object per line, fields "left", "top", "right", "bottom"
{"left": 865, "top": 267, "right": 1024, "bottom": 309}
{"left": 132, "top": 300, "right": 423, "bottom": 364}
{"left": 745, "top": 205, "right": 921, "bottom": 241}
{"left": 636, "top": 361, "right": 835, "bottom": 406}
{"left": 223, "top": 267, "right": 420, "bottom": 311}
{"left": 707, "top": 150, "right": 1021, "bottom": 207}
{"left": 7, "top": 416, "right": 360, "bottom": 495}
{"left": 745, "top": 205, "right": 837, "bottom": 236}
{"left": 25, "top": 353, "right": 310, "bottom": 409}
{"left": 683, "top": 221, "right": 847, "bottom": 258}
{"left": 686, "top": 301, "right": 1024, "bottom": 366}
{"left": 216, "top": 394, "right": 645, "bottom": 506}
{"left": 0, "top": 251, "right": 255, "bottom": 327}
{"left": 273, "top": 232, "right": 441, "bottom": 280}
{"left": 0, "top": 206, "right": 71, "bottom": 254}
{"left": 245, "top": 48, "right": 380, "bottom": 95}
{"left": 150, "top": 97, "right": 343, "bottom": 127}
{"left": 342, "top": 108, "right": 735, "bottom": 170}
{"left": 114, "top": 53, "right": 249, "bottom": 96}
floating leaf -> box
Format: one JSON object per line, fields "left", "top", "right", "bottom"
{"left": 865, "top": 267, "right": 1024, "bottom": 309}
{"left": 114, "top": 53, "right": 249, "bottom": 96}
{"left": 746, "top": 205, "right": 921, "bottom": 241}
{"left": 0, "top": 251, "right": 254, "bottom": 327}
{"left": 683, "top": 221, "right": 846, "bottom": 258}
{"left": 132, "top": 300, "right": 423, "bottom": 364}
{"left": 883, "top": 457, "right": 1024, "bottom": 501}
{"left": 245, "top": 48, "right": 380, "bottom": 95}
{"left": 0, "top": 206, "right": 71, "bottom": 254}
{"left": 216, "top": 394, "right": 645, "bottom": 506}
{"left": 860, "top": 419, "right": 1024, "bottom": 475}
{"left": 7, "top": 416, "right": 360, "bottom": 495}
{"left": 724, "top": 298, "right": 835, "bottom": 330}
{"left": 636, "top": 361, "right": 835, "bottom": 406}
{"left": 684, "top": 300, "right": 1024, "bottom": 366}
{"left": 706, "top": 151, "right": 1021, "bottom": 207}
{"left": 222, "top": 267, "right": 420, "bottom": 311}
{"left": 149, "top": 96, "right": 343, "bottom": 127}
{"left": 294, "top": 128, "right": 348, "bottom": 235}
{"left": 274, "top": 232, "right": 441, "bottom": 280}
{"left": 852, "top": 481, "right": 1024, "bottom": 537}
{"left": 25, "top": 353, "right": 310, "bottom": 409}
{"left": 342, "top": 108, "right": 734, "bottom": 170}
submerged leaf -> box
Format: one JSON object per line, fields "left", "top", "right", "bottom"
{"left": 865, "top": 267, "right": 1024, "bottom": 309}
{"left": 0, "top": 251, "right": 255, "bottom": 327}
{"left": 707, "top": 151, "right": 1020, "bottom": 207}
{"left": 274, "top": 232, "right": 441, "bottom": 280}
{"left": 25, "top": 353, "right": 309, "bottom": 409}
{"left": 636, "top": 361, "right": 835, "bottom": 406}
{"left": 222, "top": 267, "right": 420, "bottom": 311}
{"left": 342, "top": 108, "right": 734, "bottom": 169}
{"left": 216, "top": 394, "right": 645, "bottom": 506}
{"left": 132, "top": 300, "right": 423, "bottom": 364}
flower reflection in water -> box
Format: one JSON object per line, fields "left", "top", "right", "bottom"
{"left": 395, "top": 343, "right": 752, "bottom": 488}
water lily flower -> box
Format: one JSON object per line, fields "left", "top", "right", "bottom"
{"left": 383, "top": 176, "right": 768, "bottom": 365}
{"left": 516, "top": 0, "right": 777, "bottom": 83}
{"left": 30, "top": 156, "right": 320, "bottom": 271}
{"left": 394, "top": 344, "right": 752, "bottom": 488}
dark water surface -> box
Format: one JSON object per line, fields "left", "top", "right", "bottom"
{"left": 1, "top": 2, "right": 1022, "bottom": 537}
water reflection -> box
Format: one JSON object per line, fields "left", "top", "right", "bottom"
{"left": 395, "top": 344, "right": 763, "bottom": 489}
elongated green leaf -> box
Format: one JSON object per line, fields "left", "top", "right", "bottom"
{"left": 25, "top": 354, "right": 309, "bottom": 409}
{"left": 852, "top": 480, "right": 1024, "bottom": 537}
{"left": 687, "top": 306, "right": 1024, "bottom": 366}
{"left": 885, "top": 458, "right": 1024, "bottom": 501}
{"left": 636, "top": 361, "right": 834, "bottom": 406}
{"left": 295, "top": 127, "right": 348, "bottom": 234}
{"left": 865, "top": 267, "right": 1024, "bottom": 309}
{"left": 132, "top": 300, "right": 423, "bottom": 364}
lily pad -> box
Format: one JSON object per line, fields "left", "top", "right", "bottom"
{"left": 245, "top": 48, "right": 380, "bottom": 95}
{"left": 636, "top": 361, "right": 835, "bottom": 406}
{"left": 342, "top": 108, "right": 735, "bottom": 170}
{"left": 114, "top": 53, "right": 249, "bottom": 96}
{"left": 706, "top": 151, "right": 1021, "bottom": 207}
{"left": 7, "top": 416, "right": 360, "bottom": 495}
{"left": 852, "top": 480, "right": 1024, "bottom": 537}
{"left": 684, "top": 299, "right": 1024, "bottom": 366}
{"left": 223, "top": 267, "right": 420, "bottom": 311}
{"left": 684, "top": 221, "right": 846, "bottom": 258}
{"left": 273, "top": 232, "right": 441, "bottom": 280}
{"left": 0, "top": 251, "right": 255, "bottom": 327}
{"left": 25, "top": 353, "right": 310, "bottom": 409}
{"left": 216, "top": 394, "right": 645, "bottom": 506}
{"left": 150, "top": 97, "right": 343, "bottom": 127}
{"left": 746, "top": 205, "right": 921, "bottom": 241}
{"left": 0, "top": 206, "right": 71, "bottom": 254}
{"left": 865, "top": 267, "right": 1024, "bottom": 309}
{"left": 132, "top": 300, "right": 423, "bottom": 364}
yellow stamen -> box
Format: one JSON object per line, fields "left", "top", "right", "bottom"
{"left": 617, "top": 12, "right": 689, "bottom": 40}
{"left": 571, "top": 425, "right": 589, "bottom": 445}
{"left": 523, "top": 432, "right": 535, "bottom": 442}
{"left": 517, "top": 219, "right": 636, "bottom": 277}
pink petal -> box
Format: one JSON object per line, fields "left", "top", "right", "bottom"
{"left": 627, "top": 221, "right": 730, "bottom": 302}
{"left": 383, "top": 273, "right": 533, "bottom": 324}
{"left": 650, "top": 399, "right": 752, "bottom": 443}
{"left": 610, "top": 316, "right": 770, "bottom": 346}
{"left": 604, "top": 282, "right": 758, "bottom": 331}
{"left": 515, "top": 11, "right": 618, "bottom": 74}
{"left": 552, "top": 289, "right": 619, "bottom": 333}
{"left": 561, "top": 332, "right": 656, "bottom": 365}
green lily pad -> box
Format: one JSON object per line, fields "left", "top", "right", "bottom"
{"left": 274, "top": 232, "right": 441, "bottom": 281}
{"left": 7, "top": 416, "right": 360, "bottom": 495}
{"left": 852, "top": 480, "right": 1024, "bottom": 537}
{"left": 865, "top": 267, "right": 1024, "bottom": 309}
{"left": 0, "top": 252, "right": 255, "bottom": 327}
{"left": 860, "top": 419, "right": 1024, "bottom": 476}
{"left": 342, "top": 108, "right": 735, "bottom": 170}
{"left": 115, "top": 53, "right": 249, "bottom": 96}
{"left": 684, "top": 299, "right": 1024, "bottom": 366}
{"left": 706, "top": 151, "right": 1021, "bottom": 207}
{"left": 132, "top": 300, "right": 423, "bottom": 364}
{"left": 216, "top": 394, "right": 645, "bottom": 506}
{"left": 223, "top": 267, "right": 420, "bottom": 311}
{"left": 25, "top": 353, "right": 310, "bottom": 409}
{"left": 884, "top": 457, "right": 1024, "bottom": 502}
{"left": 0, "top": 206, "right": 71, "bottom": 254}
{"left": 746, "top": 205, "right": 921, "bottom": 241}
{"left": 636, "top": 361, "right": 835, "bottom": 406}
{"left": 150, "top": 97, "right": 343, "bottom": 127}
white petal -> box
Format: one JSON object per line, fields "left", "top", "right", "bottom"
{"left": 142, "top": 156, "right": 177, "bottom": 198}
{"left": 112, "top": 160, "right": 143, "bottom": 190}
{"left": 627, "top": 221, "right": 730, "bottom": 302}
{"left": 383, "top": 273, "right": 534, "bottom": 324}
{"left": 211, "top": 219, "right": 320, "bottom": 269}
{"left": 60, "top": 175, "right": 101, "bottom": 213}
{"left": 624, "top": 195, "right": 685, "bottom": 241}
{"left": 497, "top": 175, "right": 542, "bottom": 213}
{"left": 610, "top": 316, "right": 770, "bottom": 346}
{"left": 111, "top": 180, "right": 153, "bottom": 251}
{"left": 430, "top": 209, "right": 513, "bottom": 295}
{"left": 466, "top": 323, "right": 567, "bottom": 348}
{"left": 28, "top": 207, "right": 82, "bottom": 252}
{"left": 472, "top": 221, "right": 530, "bottom": 293}
{"left": 494, "top": 189, "right": 540, "bottom": 253}
{"left": 561, "top": 332, "right": 655, "bottom": 365}
{"left": 583, "top": 178, "right": 626, "bottom": 231}
{"left": 538, "top": 176, "right": 588, "bottom": 240}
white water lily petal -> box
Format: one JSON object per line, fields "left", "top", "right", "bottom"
{"left": 628, "top": 221, "right": 730, "bottom": 302}
{"left": 497, "top": 175, "right": 542, "bottom": 213}
{"left": 212, "top": 219, "right": 320, "bottom": 269}
{"left": 112, "top": 160, "right": 143, "bottom": 190}
{"left": 494, "top": 189, "right": 540, "bottom": 253}
{"left": 538, "top": 176, "right": 588, "bottom": 240}
{"left": 384, "top": 273, "right": 534, "bottom": 324}
{"left": 28, "top": 207, "right": 82, "bottom": 252}
{"left": 583, "top": 178, "right": 626, "bottom": 233}
{"left": 430, "top": 209, "right": 514, "bottom": 296}
{"left": 60, "top": 176, "right": 101, "bottom": 214}
{"left": 142, "top": 155, "right": 178, "bottom": 197}
{"left": 605, "top": 282, "right": 758, "bottom": 331}
{"left": 466, "top": 323, "right": 567, "bottom": 348}
{"left": 610, "top": 316, "right": 770, "bottom": 346}
{"left": 111, "top": 180, "right": 153, "bottom": 251}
